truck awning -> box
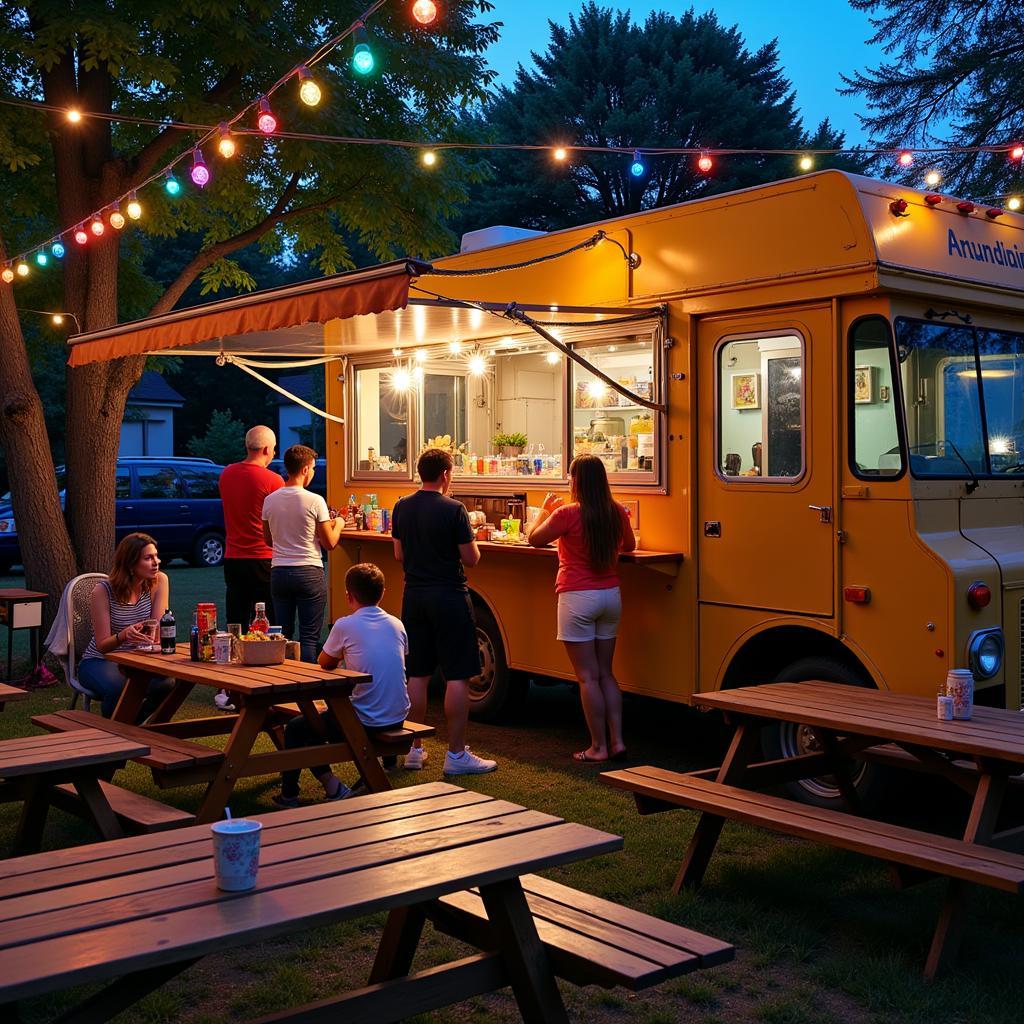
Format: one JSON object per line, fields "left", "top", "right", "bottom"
{"left": 66, "top": 260, "right": 424, "bottom": 367}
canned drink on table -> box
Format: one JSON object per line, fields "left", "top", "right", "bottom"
{"left": 213, "top": 632, "right": 232, "bottom": 665}
{"left": 946, "top": 669, "right": 974, "bottom": 720}
{"left": 936, "top": 695, "right": 954, "bottom": 720}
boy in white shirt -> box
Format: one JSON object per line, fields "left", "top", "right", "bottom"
{"left": 273, "top": 563, "right": 410, "bottom": 807}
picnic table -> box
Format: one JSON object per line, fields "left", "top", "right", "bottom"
{"left": 0, "top": 681, "right": 28, "bottom": 712}
{"left": 34, "top": 645, "right": 433, "bottom": 825}
{"left": 0, "top": 783, "right": 732, "bottom": 1022}
{"left": 603, "top": 681, "right": 1024, "bottom": 979}
{"left": 0, "top": 726, "right": 148, "bottom": 854}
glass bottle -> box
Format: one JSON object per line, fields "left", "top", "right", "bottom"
{"left": 189, "top": 611, "right": 200, "bottom": 661}
{"left": 250, "top": 602, "right": 270, "bottom": 634}
{"left": 160, "top": 608, "right": 176, "bottom": 655}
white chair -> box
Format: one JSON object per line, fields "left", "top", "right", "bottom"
{"left": 51, "top": 572, "right": 108, "bottom": 712}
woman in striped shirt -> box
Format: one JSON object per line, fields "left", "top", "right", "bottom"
{"left": 80, "top": 532, "right": 174, "bottom": 719}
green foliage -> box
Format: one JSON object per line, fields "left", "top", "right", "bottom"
{"left": 452, "top": 4, "right": 871, "bottom": 234}
{"left": 186, "top": 408, "right": 246, "bottom": 466}
{"left": 842, "top": 1, "right": 1024, "bottom": 198}
{"left": 492, "top": 431, "right": 528, "bottom": 448}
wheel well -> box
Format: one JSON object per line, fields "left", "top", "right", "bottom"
{"left": 720, "top": 626, "right": 873, "bottom": 690}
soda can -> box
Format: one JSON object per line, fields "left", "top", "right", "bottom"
{"left": 382, "top": 508, "right": 390, "bottom": 533}
{"left": 946, "top": 669, "right": 974, "bottom": 720}
{"left": 937, "top": 695, "right": 954, "bottom": 721}
{"left": 213, "top": 633, "right": 232, "bottom": 665}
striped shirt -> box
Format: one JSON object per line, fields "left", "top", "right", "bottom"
{"left": 81, "top": 580, "right": 153, "bottom": 661}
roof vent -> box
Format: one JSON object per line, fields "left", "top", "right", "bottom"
{"left": 460, "top": 225, "right": 545, "bottom": 254}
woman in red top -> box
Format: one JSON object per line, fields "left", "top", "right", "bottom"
{"left": 527, "top": 455, "right": 635, "bottom": 762}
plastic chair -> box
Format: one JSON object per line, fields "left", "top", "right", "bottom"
{"left": 53, "top": 572, "right": 108, "bottom": 712}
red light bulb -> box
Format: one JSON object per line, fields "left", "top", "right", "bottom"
{"left": 898, "top": 150, "right": 914, "bottom": 167}
{"left": 1010, "top": 144, "right": 1024, "bottom": 162}
{"left": 697, "top": 152, "right": 713, "bottom": 174}
{"left": 257, "top": 97, "right": 277, "bottom": 135}
{"left": 74, "top": 226, "right": 88, "bottom": 245}
{"left": 412, "top": 0, "right": 438, "bottom": 24}
{"left": 89, "top": 218, "right": 104, "bottom": 237}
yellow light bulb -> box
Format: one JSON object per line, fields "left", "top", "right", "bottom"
{"left": 66, "top": 108, "right": 82, "bottom": 123}
{"left": 15, "top": 262, "right": 29, "bottom": 278}
{"left": 545, "top": 351, "right": 560, "bottom": 365}
{"left": 553, "top": 147, "right": 568, "bottom": 162}
{"left": 109, "top": 210, "right": 125, "bottom": 230}
{"left": 1008, "top": 196, "right": 1022, "bottom": 211}
{"left": 391, "top": 368, "right": 411, "bottom": 392}
{"left": 2, "top": 267, "right": 14, "bottom": 284}
{"left": 798, "top": 155, "right": 813, "bottom": 172}
{"left": 52, "top": 314, "right": 64, "bottom": 326}
{"left": 925, "top": 170, "right": 941, "bottom": 187}
{"left": 587, "top": 379, "right": 608, "bottom": 401}
{"left": 448, "top": 340, "right": 462, "bottom": 355}
{"left": 414, "top": 348, "right": 427, "bottom": 363}
{"left": 126, "top": 198, "right": 142, "bottom": 220}
{"left": 299, "top": 77, "right": 321, "bottom": 107}
{"left": 218, "top": 134, "right": 237, "bottom": 159}
{"left": 421, "top": 150, "right": 437, "bottom": 167}
{"left": 469, "top": 353, "right": 487, "bottom": 376}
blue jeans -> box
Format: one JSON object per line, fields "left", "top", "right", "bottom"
{"left": 78, "top": 657, "right": 174, "bottom": 721}
{"left": 271, "top": 565, "right": 327, "bottom": 663}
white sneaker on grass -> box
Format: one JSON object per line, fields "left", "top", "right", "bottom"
{"left": 404, "top": 746, "right": 428, "bottom": 771}
{"left": 443, "top": 747, "right": 497, "bottom": 775}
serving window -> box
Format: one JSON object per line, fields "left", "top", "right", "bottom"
{"left": 347, "top": 320, "right": 665, "bottom": 487}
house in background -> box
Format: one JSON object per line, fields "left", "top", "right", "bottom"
{"left": 119, "top": 371, "right": 185, "bottom": 456}
{"left": 276, "top": 372, "right": 324, "bottom": 450}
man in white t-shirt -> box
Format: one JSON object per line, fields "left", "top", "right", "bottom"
{"left": 274, "top": 563, "right": 410, "bottom": 807}
{"left": 261, "top": 445, "right": 343, "bottom": 662}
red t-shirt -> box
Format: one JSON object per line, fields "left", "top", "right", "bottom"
{"left": 219, "top": 462, "right": 284, "bottom": 559}
{"left": 545, "top": 503, "right": 633, "bottom": 594}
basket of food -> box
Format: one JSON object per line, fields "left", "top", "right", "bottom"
{"left": 237, "top": 633, "right": 287, "bottom": 666}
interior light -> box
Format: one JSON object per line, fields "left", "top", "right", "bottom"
{"left": 414, "top": 348, "right": 427, "bottom": 363}
{"left": 989, "top": 436, "right": 1013, "bottom": 455}
{"left": 412, "top": 366, "right": 424, "bottom": 384}
{"left": 468, "top": 353, "right": 487, "bottom": 376}
{"left": 391, "top": 368, "right": 411, "bottom": 392}
{"left": 448, "top": 340, "right": 462, "bottom": 355}
{"left": 587, "top": 379, "right": 608, "bottom": 401}
{"left": 546, "top": 351, "right": 561, "bottom": 365}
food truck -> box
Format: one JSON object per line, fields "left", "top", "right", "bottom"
{"left": 69, "top": 171, "right": 1024, "bottom": 803}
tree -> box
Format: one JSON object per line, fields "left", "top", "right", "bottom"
{"left": 451, "top": 4, "right": 864, "bottom": 234}
{"left": 842, "top": 0, "right": 1024, "bottom": 196}
{"left": 187, "top": 409, "right": 247, "bottom": 466}
{"left": 0, "top": 2, "right": 497, "bottom": 619}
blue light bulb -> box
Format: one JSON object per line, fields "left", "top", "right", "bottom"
{"left": 35, "top": 250, "right": 48, "bottom": 266}
{"left": 165, "top": 170, "right": 180, "bottom": 195}
{"left": 630, "top": 150, "right": 645, "bottom": 177}
{"left": 51, "top": 241, "right": 65, "bottom": 259}
{"left": 353, "top": 42, "right": 374, "bottom": 75}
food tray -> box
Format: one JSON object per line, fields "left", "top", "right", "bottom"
{"left": 237, "top": 637, "right": 287, "bottom": 666}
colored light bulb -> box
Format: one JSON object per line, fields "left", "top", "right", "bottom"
{"left": 352, "top": 24, "right": 375, "bottom": 75}
{"left": 51, "top": 241, "right": 65, "bottom": 259}
{"left": 412, "top": 0, "right": 438, "bottom": 25}
{"left": 190, "top": 149, "right": 210, "bottom": 188}
{"left": 89, "top": 217, "right": 104, "bottom": 237}
{"left": 74, "top": 226, "right": 88, "bottom": 245}
{"left": 15, "top": 261, "right": 29, "bottom": 277}
{"left": 630, "top": 150, "right": 645, "bottom": 177}
{"left": 799, "top": 155, "right": 814, "bottom": 172}
{"left": 898, "top": 150, "right": 914, "bottom": 167}
{"left": 1010, "top": 144, "right": 1024, "bottom": 162}
{"left": 421, "top": 149, "right": 437, "bottom": 167}
{"left": 35, "top": 250, "right": 48, "bottom": 266}
{"left": 165, "top": 170, "right": 180, "bottom": 195}
{"left": 126, "top": 193, "right": 142, "bottom": 220}
{"left": 257, "top": 97, "right": 278, "bottom": 134}
{"left": 109, "top": 205, "right": 125, "bottom": 230}
{"left": 297, "top": 67, "right": 321, "bottom": 107}
{"left": 698, "top": 152, "right": 713, "bottom": 173}
{"left": 1, "top": 265, "right": 13, "bottom": 283}
{"left": 217, "top": 124, "right": 236, "bottom": 158}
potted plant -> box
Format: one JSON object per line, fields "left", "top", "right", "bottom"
{"left": 492, "top": 431, "right": 528, "bottom": 457}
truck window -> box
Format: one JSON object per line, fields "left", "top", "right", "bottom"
{"left": 354, "top": 365, "right": 410, "bottom": 474}
{"left": 850, "top": 318, "right": 902, "bottom": 478}
{"left": 717, "top": 334, "right": 803, "bottom": 480}
{"left": 570, "top": 337, "right": 657, "bottom": 479}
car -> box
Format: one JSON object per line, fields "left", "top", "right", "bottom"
{"left": 0, "top": 456, "right": 227, "bottom": 573}
{"left": 268, "top": 458, "right": 328, "bottom": 499}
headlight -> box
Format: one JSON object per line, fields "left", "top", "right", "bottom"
{"left": 967, "top": 628, "right": 1003, "bottom": 680}
{"left": 0, "top": 519, "right": 14, "bottom": 534}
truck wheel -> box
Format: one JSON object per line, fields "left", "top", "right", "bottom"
{"left": 190, "top": 531, "right": 225, "bottom": 568}
{"left": 468, "top": 604, "right": 524, "bottom": 722}
{"left": 761, "top": 656, "right": 883, "bottom": 811}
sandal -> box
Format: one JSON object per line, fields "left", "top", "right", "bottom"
{"left": 572, "top": 750, "right": 610, "bottom": 763}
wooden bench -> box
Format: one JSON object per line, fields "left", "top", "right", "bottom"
{"left": 0, "top": 682, "right": 27, "bottom": 711}
{"left": 32, "top": 709, "right": 224, "bottom": 788}
{"left": 428, "top": 873, "right": 733, "bottom": 991}
{"left": 48, "top": 779, "right": 195, "bottom": 833}
{"left": 267, "top": 701, "right": 435, "bottom": 755}
{"left": 602, "top": 767, "right": 1024, "bottom": 893}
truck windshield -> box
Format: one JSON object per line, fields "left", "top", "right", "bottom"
{"left": 895, "top": 318, "right": 1024, "bottom": 478}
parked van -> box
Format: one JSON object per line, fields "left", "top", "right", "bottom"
{"left": 67, "top": 172, "right": 1024, "bottom": 805}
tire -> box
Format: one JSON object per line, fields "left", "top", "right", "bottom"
{"left": 190, "top": 531, "right": 225, "bottom": 568}
{"left": 468, "top": 603, "right": 524, "bottom": 722}
{"left": 761, "top": 656, "right": 884, "bottom": 811}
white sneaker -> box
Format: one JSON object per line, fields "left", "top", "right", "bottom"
{"left": 443, "top": 747, "right": 497, "bottom": 775}
{"left": 214, "top": 692, "right": 236, "bottom": 712}
{"left": 404, "top": 746, "right": 428, "bottom": 771}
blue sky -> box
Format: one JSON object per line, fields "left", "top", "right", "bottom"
{"left": 483, "top": 1, "right": 886, "bottom": 144}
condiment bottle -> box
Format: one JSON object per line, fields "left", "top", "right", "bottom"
{"left": 250, "top": 602, "right": 270, "bottom": 634}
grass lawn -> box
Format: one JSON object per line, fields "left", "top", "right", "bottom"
{"left": 1, "top": 566, "right": 1021, "bottom": 1023}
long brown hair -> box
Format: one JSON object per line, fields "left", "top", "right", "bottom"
{"left": 569, "top": 455, "right": 622, "bottom": 572}
{"left": 108, "top": 532, "right": 158, "bottom": 604}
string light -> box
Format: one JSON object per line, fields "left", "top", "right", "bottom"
{"left": 553, "top": 147, "right": 568, "bottom": 162}
{"left": 448, "top": 340, "right": 463, "bottom": 354}
{"left": 798, "top": 155, "right": 814, "bottom": 172}
{"left": 217, "top": 124, "right": 236, "bottom": 158}
{"left": 412, "top": 0, "right": 438, "bottom": 25}
{"left": 414, "top": 348, "right": 427, "bottom": 363}
{"left": 1009, "top": 196, "right": 1022, "bottom": 211}
{"left": 630, "top": 150, "right": 645, "bottom": 177}
{"left": 898, "top": 150, "right": 914, "bottom": 167}
{"left": 421, "top": 149, "right": 437, "bottom": 167}
{"left": 89, "top": 217, "right": 105, "bottom": 237}
{"left": 698, "top": 152, "right": 713, "bottom": 174}
{"left": 66, "top": 108, "right": 81, "bottom": 124}
{"left": 257, "top": 97, "right": 277, "bottom": 135}
{"left": 468, "top": 352, "right": 487, "bottom": 376}
{"left": 15, "top": 261, "right": 29, "bottom": 278}
{"left": 109, "top": 204, "right": 125, "bottom": 230}
{"left": 352, "top": 23, "right": 375, "bottom": 75}
{"left": 164, "top": 169, "right": 180, "bottom": 195}
{"left": 51, "top": 241, "right": 65, "bottom": 259}
{"left": 296, "top": 66, "right": 321, "bottom": 107}
{"left": 74, "top": 225, "right": 88, "bottom": 245}
{"left": 126, "top": 192, "right": 142, "bottom": 220}
{"left": 1011, "top": 144, "right": 1024, "bottom": 162}
{"left": 924, "top": 169, "right": 941, "bottom": 187}
{"left": 52, "top": 314, "right": 64, "bottom": 326}
{"left": 35, "top": 250, "right": 48, "bottom": 266}
{"left": 1, "top": 265, "right": 13, "bottom": 283}
{"left": 190, "top": 149, "right": 210, "bottom": 188}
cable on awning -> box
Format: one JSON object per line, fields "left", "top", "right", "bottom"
{"left": 216, "top": 353, "right": 343, "bottom": 424}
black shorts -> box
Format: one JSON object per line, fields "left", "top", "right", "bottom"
{"left": 402, "top": 588, "right": 481, "bottom": 681}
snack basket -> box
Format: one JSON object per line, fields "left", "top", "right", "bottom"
{"left": 237, "top": 636, "right": 287, "bottom": 666}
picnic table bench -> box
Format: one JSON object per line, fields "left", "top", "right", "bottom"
{"left": 0, "top": 727, "right": 150, "bottom": 853}
{"left": 0, "top": 682, "right": 27, "bottom": 712}
{"left": 0, "top": 782, "right": 732, "bottom": 1023}
{"left": 603, "top": 681, "right": 1024, "bottom": 979}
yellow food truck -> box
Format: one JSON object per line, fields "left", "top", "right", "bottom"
{"left": 71, "top": 171, "right": 1024, "bottom": 804}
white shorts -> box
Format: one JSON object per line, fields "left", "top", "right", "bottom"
{"left": 557, "top": 587, "right": 622, "bottom": 643}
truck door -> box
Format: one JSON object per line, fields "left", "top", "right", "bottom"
{"left": 697, "top": 307, "right": 835, "bottom": 617}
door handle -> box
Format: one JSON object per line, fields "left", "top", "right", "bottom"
{"left": 808, "top": 505, "right": 833, "bottom": 524}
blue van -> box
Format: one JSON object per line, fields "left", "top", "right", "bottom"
{"left": 0, "top": 457, "right": 227, "bottom": 573}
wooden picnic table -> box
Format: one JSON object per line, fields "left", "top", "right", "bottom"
{"left": 0, "top": 726, "right": 148, "bottom": 854}
{"left": 0, "top": 783, "right": 634, "bottom": 1022}
{"left": 603, "top": 681, "right": 1024, "bottom": 979}
{"left": 0, "top": 681, "right": 28, "bottom": 712}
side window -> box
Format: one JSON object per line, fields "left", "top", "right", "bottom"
{"left": 115, "top": 470, "right": 130, "bottom": 499}
{"left": 354, "top": 365, "right": 410, "bottom": 474}
{"left": 718, "top": 334, "right": 804, "bottom": 479}
{"left": 179, "top": 467, "right": 220, "bottom": 498}
{"left": 136, "top": 465, "right": 183, "bottom": 499}
{"left": 850, "top": 318, "right": 902, "bottom": 478}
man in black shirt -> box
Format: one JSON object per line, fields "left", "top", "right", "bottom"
{"left": 392, "top": 448, "right": 497, "bottom": 775}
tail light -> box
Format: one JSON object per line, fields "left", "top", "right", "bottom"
{"left": 967, "top": 581, "right": 992, "bottom": 610}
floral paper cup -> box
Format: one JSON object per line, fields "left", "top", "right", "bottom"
{"left": 211, "top": 818, "right": 262, "bottom": 891}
